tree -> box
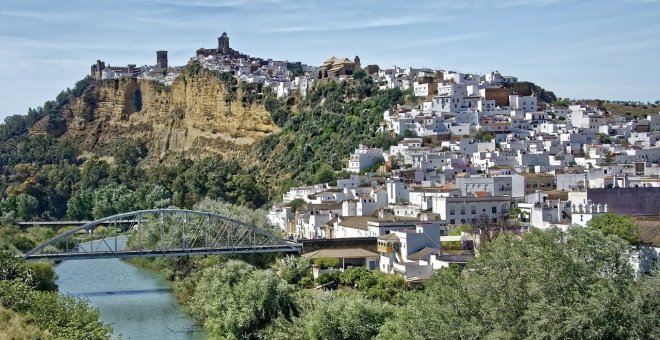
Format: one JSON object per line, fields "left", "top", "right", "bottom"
{"left": 14, "top": 194, "right": 39, "bottom": 221}
{"left": 91, "top": 184, "right": 135, "bottom": 219}
{"left": 66, "top": 189, "right": 94, "bottom": 220}
{"left": 597, "top": 133, "right": 612, "bottom": 144}
{"left": 468, "top": 214, "right": 522, "bottom": 246}
{"left": 272, "top": 255, "right": 310, "bottom": 285}
{"left": 287, "top": 199, "right": 305, "bottom": 213}
{"left": 189, "top": 260, "right": 296, "bottom": 339}
{"left": 303, "top": 294, "right": 393, "bottom": 340}
{"left": 474, "top": 131, "right": 492, "bottom": 142}
{"left": 312, "top": 163, "right": 335, "bottom": 185}
{"left": 401, "top": 129, "right": 417, "bottom": 138}
{"left": 352, "top": 68, "right": 367, "bottom": 80}
{"left": 378, "top": 227, "right": 645, "bottom": 340}
{"left": 602, "top": 150, "right": 616, "bottom": 166}
{"left": 587, "top": 212, "right": 640, "bottom": 244}
{"left": 313, "top": 257, "right": 339, "bottom": 269}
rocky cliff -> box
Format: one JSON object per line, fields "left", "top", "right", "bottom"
{"left": 32, "top": 67, "right": 278, "bottom": 161}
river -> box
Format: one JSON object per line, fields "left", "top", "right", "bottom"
{"left": 54, "top": 236, "right": 206, "bottom": 340}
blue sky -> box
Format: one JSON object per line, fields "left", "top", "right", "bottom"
{"left": 0, "top": 0, "right": 659, "bottom": 119}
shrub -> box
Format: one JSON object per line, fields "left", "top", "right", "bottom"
{"left": 313, "top": 257, "right": 339, "bottom": 269}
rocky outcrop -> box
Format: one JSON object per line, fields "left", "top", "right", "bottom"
{"left": 41, "top": 68, "right": 277, "bottom": 161}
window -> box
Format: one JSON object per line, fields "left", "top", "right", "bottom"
{"left": 449, "top": 208, "right": 455, "bottom": 215}
{"left": 450, "top": 219, "right": 455, "bottom": 225}
{"left": 492, "top": 206, "right": 497, "bottom": 214}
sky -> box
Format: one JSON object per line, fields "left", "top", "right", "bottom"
{"left": 0, "top": 0, "right": 659, "bottom": 119}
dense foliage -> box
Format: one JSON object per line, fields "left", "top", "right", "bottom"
{"left": 588, "top": 211, "right": 641, "bottom": 244}
{"left": 142, "top": 225, "right": 660, "bottom": 340}
{"left": 258, "top": 78, "right": 405, "bottom": 187}
{"left": 378, "top": 227, "right": 658, "bottom": 339}
{"left": 0, "top": 144, "right": 267, "bottom": 222}
{"left": 0, "top": 253, "right": 111, "bottom": 339}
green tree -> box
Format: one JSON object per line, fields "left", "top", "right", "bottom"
{"left": 352, "top": 68, "right": 367, "bottom": 80}
{"left": 14, "top": 193, "right": 39, "bottom": 221}
{"left": 287, "top": 198, "right": 305, "bottom": 213}
{"left": 91, "top": 184, "right": 135, "bottom": 219}
{"left": 190, "top": 260, "right": 296, "bottom": 339}
{"left": 474, "top": 130, "right": 493, "bottom": 142}
{"left": 113, "top": 139, "right": 148, "bottom": 166}
{"left": 272, "top": 255, "right": 310, "bottom": 285}
{"left": 23, "top": 261, "right": 58, "bottom": 292}
{"left": 379, "top": 227, "right": 642, "bottom": 339}
{"left": 80, "top": 157, "right": 111, "bottom": 190}
{"left": 312, "top": 163, "right": 335, "bottom": 185}
{"left": 587, "top": 212, "right": 640, "bottom": 244}
{"left": 66, "top": 189, "right": 94, "bottom": 220}
{"left": 401, "top": 129, "right": 418, "bottom": 138}
{"left": 602, "top": 150, "right": 616, "bottom": 166}
{"left": 303, "top": 294, "right": 393, "bottom": 340}
{"left": 313, "top": 257, "right": 339, "bottom": 269}
{"left": 598, "top": 133, "right": 612, "bottom": 144}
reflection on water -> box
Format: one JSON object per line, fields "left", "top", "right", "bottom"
{"left": 55, "top": 236, "right": 206, "bottom": 340}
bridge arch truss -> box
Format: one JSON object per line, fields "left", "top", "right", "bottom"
{"left": 23, "top": 209, "right": 300, "bottom": 260}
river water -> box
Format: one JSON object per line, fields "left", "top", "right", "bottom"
{"left": 54, "top": 237, "right": 206, "bottom": 340}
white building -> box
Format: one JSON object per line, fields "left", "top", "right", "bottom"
{"left": 348, "top": 144, "right": 384, "bottom": 173}
{"left": 432, "top": 194, "right": 513, "bottom": 226}
{"left": 378, "top": 223, "right": 444, "bottom": 280}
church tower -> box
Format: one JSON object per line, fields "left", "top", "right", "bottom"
{"left": 218, "top": 32, "right": 230, "bottom": 55}
{"left": 354, "top": 55, "right": 361, "bottom": 69}
{"left": 156, "top": 50, "right": 168, "bottom": 69}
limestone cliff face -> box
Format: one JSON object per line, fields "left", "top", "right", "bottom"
{"left": 50, "top": 69, "right": 277, "bottom": 161}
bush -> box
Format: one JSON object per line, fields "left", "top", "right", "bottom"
{"left": 316, "top": 271, "right": 340, "bottom": 286}
{"left": 340, "top": 267, "right": 372, "bottom": 287}
{"left": 313, "top": 257, "right": 339, "bottom": 269}
{"left": 11, "top": 235, "right": 35, "bottom": 252}
{"left": 273, "top": 255, "right": 310, "bottom": 285}
{"left": 298, "top": 276, "right": 314, "bottom": 289}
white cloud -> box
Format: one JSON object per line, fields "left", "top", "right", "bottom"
{"left": 267, "top": 15, "right": 438, "bottom": 33}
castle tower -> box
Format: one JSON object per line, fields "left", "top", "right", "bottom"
{"left": 156, "top": 50, "right": 168, "bottom": 69}
{"left": 218, "top": 32, "right": 230, "bottom": 55}
{"left": 354, "top": 55, "right": 361, "bottom": 69}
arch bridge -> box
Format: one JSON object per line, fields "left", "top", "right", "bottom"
{"left": 23, "top": 209, "right": 300, "bottom": 261}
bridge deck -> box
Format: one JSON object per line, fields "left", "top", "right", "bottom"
{"left": 24, "top": 244, "right": 301, "bottom": 261}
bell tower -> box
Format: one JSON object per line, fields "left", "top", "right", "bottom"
{"left": 156, "top": 50, "right": 168, "bottom": 69}
{"left": 218, "top": 32, "right": 230, "bottom": 55}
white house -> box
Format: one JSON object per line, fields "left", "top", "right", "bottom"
{"left": 348, "top": 144, "right": 384, "bottom": 173}
{"left": 432, "top": 193, "right": 513, "bottom": 226}
{"left": 378, "top": 223, "right": 444, "bottom": 280}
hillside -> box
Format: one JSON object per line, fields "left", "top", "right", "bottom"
{"left": 602, "top": 101, "right": 659, "bottom": 118}
{"left": 0, "top": 61, "right": 561, "bottom": 221}
{"left": 30, "top": 63, "right": 278, "bottom": 162}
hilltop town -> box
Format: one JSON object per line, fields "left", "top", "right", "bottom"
{"left": 86, "top": 33, "right": 660, "bottom": 282}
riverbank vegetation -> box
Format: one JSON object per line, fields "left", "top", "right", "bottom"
{"left": 0, "top": 213, "right": 112, "bottom": 338}
{"left": 126, "top": 203, "right": 660, "bottom": 339}
{"left": 0, "top": 253, "right": 112, "bottom": 339}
